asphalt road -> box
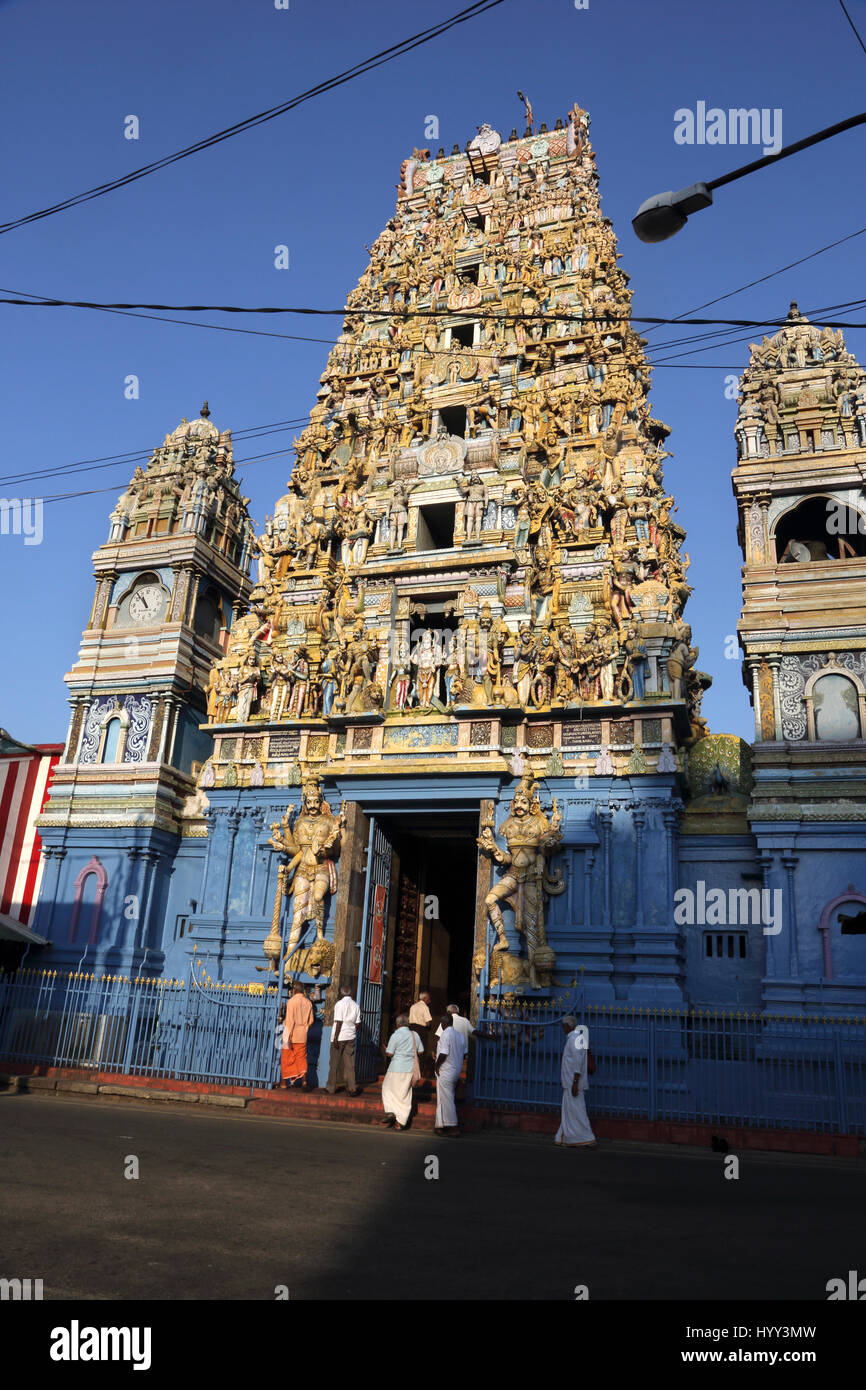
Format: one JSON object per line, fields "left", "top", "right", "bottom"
{"left": 1, "top": 1092, "right": 863, "bottom": 1301}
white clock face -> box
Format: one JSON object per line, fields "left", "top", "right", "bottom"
{"left": 129, "top": 584, "right": 165, "bottom": 625}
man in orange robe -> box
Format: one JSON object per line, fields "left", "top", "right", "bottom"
{"left": 281, "top": 982, "right": 314, "bottom": 1090}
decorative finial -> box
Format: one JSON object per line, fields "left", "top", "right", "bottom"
{"left": 200, "top": 401, "right": 210, "bottom": 419}
{"left": 516, "top": 90, "right": 534, "bottom": 135}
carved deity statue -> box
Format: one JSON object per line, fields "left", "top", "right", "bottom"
{"left": 458, "top": 471, "right": 488, "bottom": 544}
{"left": 477, "top": 771, "right": 564, "bottom": 989}
{"left": 268, "top": 780, "right": 347, "bottom": 955}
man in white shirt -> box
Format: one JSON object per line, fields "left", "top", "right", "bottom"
{"left": 433, "top": 1012, "right": 467, "bottom": 1136}
{"left": 408, "top": 992, "right": 432, "bottom": 1030}
{"left": 408, "top": 991, "right": 433, "bottom": 1080}
{"left": 325, "top": 986, "right": 362, "bottom": 1096}
{"left": 434, "top": 1003, "right": 474, "bottom": 1043}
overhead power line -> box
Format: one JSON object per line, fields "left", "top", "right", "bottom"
{"left": 4, "top": 290, "right": 862, "bottom": 490}
{"left": 642, "top": 221, "right": 866, "bottom": 330}
{"left": 838, "top": 0, "right": 866, "bottom": 58}
{"left": 4, "top": 292, "right": 866, "bottom": 331}
{"left": 0, "top": 416, "right": 311, "bottom": 488}
{"left": 36, "top": 444, "right": 297, "bottom": 507}
{"left": 0, "top": 1, "right": 504, "bottom": 238}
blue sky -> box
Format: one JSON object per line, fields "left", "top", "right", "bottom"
{"left": 2, "top": 0, "right": 865, "bottom": 744}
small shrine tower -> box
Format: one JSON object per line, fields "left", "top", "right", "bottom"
{"left": 34, "top": 406, "right": 255, "bottom": 972}
{"left": 733, "top": 304, "right": 866, "bottom": 1011}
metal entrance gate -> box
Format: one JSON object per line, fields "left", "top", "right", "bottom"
{"left": 355, "top": 817, "right": 393, "bottom": 1083}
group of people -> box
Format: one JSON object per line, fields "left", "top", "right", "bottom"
{"left": 278, "top": 983, "right": 596, "bottom": 1148}
{"left": 278, "top": 982, "right": 362, "bottom": 1096}
{"left": 383, "top": 994, "right": 473, "bottom": 1136}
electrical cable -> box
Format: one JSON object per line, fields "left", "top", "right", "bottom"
{"left": 5, "top": 290, "right": 866, "bottom": 331}
{"left": 0, "top": 1, "right": 505, "bottom": 237}
{"left": 838, "top": 0, "right": 866, "bottom": 58}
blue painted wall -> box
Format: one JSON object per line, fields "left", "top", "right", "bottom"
{"left": 32, "top": 773, "right": 866, "bottom": 1018}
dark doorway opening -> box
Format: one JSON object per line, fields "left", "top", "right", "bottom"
{"left": 438, "top": 404, "right": 467, "bottom": 438}
{"left": 450, "top": 321, "right": 477, "bottom": 348}
{"left": 416, "top": 502, "right": 456, "bottom": 550}
{"left": 377, "top": 812, "right": 479, "bottom": 1037}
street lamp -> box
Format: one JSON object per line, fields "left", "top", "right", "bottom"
{"left": 632, "top": 112, "right": 866, "bottom": 243}
{"left": 632, "top": 182, "right": 713, "bottom": 243}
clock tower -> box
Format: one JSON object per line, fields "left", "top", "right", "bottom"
{"left": 34, "top": 405, "right": 254, "bottom": 973}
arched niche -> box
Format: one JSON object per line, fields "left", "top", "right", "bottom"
{"left": 97, "top": 704, "right": 130, "bottom": 763}
{"left": 818, "top": 886, "right": 866, "bottom": 979}
{"left": 772, "top": 495, "right": 866, "bottom": 563}
{"left": 193, "top": 583, "right": 226, "bottom": 645}
{"left": 803, "top": 665, "right": 864, "bottom": 742}
{"left": 68, "top": 856, "right": 109, "bottom": 945}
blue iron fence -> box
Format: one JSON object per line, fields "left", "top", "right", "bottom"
{"left": 0, "top": 961, "right": 282, "bottom": 1089}
{"left": 5, "top": 962, "right": 866, "bottom": 1134}
{"left": 474, "top": 994, "right": 866, "bottom": 1134}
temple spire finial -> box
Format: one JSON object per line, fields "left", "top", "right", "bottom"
{"left": 516, "top": 89, "right": 534, "bottom": 135}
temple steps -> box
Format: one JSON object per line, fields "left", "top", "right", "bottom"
{"left": 247, "top": 1078, "right": 440, "bottom": 1129}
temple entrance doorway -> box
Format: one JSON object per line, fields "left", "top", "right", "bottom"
{"left": 378, "top": 812, "right": 480, "bottom": 1040}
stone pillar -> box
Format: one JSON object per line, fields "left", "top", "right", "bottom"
{"left": 632, "top": 803, "right": 646, "bottom": 928}
{"left": 185, "top": 568, "right": 205, "bottom": 626}
{"left": 597, "top": 806, "right": 613, "bottom": 928}
{"left": 768, "top": 657, "right": 783, "bottom": 740}
{"left": 34, "top": 848, "right": 66, "bottom": 940}
{"left": 201, "top": 809, "right": 238, "bottom": 915}
{"left": 472, "top": 799, "right": 494, "bottom": 1018}
{"left": 88, "top": 572, "right": 116, "bottom": 630}
{"left": 169, "top": 566, "right": 192, "bottom": 623}
{"left": 782, "top": 855, "right": 799, "bottom": 978}
{"left": 758, "top": 852, "right": 777, "bottom": 975}
{"left": 164, "top": 697, "right": 180, "bottom": 765}
{"left": 626, "top": 800, "right": 685, "bottom": 1006}
{"left": 661, "top": 800, "right": 682, "bottom": 911}
{"left": 582, "top": 848, "right": 595, "bottom": 928}
{"left": 758, "top": 492, "right": 772, "bottom": 557}
{"left": 746, "top": 659, "right": 762, "bottom": 743}
{"left": 63, "top": 700, "right": 86, "bottom": 763}
{"left": 110, "top": 849, "right": 148, "bottom": 965}
{"left": 325, "top": 801, "right": 370, "bottom": 1022}
{"left": 221, "top": 809, "right": 242, "bottom": 920}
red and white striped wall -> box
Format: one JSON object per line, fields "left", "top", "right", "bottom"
{"left": 0, "top": 734, "right": 62, "bottom": 930}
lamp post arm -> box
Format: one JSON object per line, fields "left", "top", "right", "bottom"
{"left": 707, "top": 112, "right": 866, "bottom": 191}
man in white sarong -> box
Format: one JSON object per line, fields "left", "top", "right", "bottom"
{"left": 555, "top": 1015, "right": 597, "bottom": 1149}
{"left": 381, "top": 1012, "right": 423, "bottom": 1131}
{"left": 434, "top": 1013, "right": 467, "bottom": 1136}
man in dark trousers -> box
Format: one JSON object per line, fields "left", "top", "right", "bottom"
{"left": 325, "top": 985, "right": 362, "bottom": 1096}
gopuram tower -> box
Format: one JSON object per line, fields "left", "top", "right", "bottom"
{"left": 733, "top": 305, "right": 866, "bottom": 1013}
{"left": 178, "top": 104, "right": 710, "bottom": 1051}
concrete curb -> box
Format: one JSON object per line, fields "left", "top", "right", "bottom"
{"left": 3, "top": 1070, "right": 864, "bottom": 1158}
